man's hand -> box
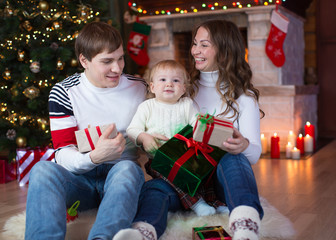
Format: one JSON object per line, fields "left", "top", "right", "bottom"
{"left": 222, "top": 127, "right": 249, "bottom": 155}
{"left": 137, "top": 132, "right": 169, "bottom": 154}
{"left": 89, "top": 124, "right": 126, "bottom": 164}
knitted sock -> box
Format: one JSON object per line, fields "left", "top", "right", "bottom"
{"left": 112, "top": 221, "right": 157, "bottom": 240}
{"left": 216, "top": 205, "right": 230, "bottom": 214}
{"left": 190, "top": 198, "right": 216, "bottom": 216}
{"left": 229, "top": 206, "right": 260, "bottom": 240}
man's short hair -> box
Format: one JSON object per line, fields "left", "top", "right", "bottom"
{"left": 75, "top": 22, "right": 123, "bottom": 61}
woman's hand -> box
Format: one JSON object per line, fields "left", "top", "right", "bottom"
{"left": 137, "top": 132, "right": 169, "bottom": 154}
{"left": 222, "top": 127, "right": 249, "bottom": 155}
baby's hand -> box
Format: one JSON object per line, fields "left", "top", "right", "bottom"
{"left": 138, "top": 133, "right": 169, "bottom": 154}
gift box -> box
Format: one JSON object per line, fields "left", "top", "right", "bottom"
{"left": 193, "top": 114, "right": 234, "bottom": 150}
{"left": 151, "top": 125, "right": 225, "bottom": 196}
{"left": 75, "top": 124, "right": 117, "bottom": 153}
{"left": 0, "top": 159, "right": 17, "bottom": 184}
{"left": 17, "top": 147, "right": 55, "bottom": 186}
{"left": 193, "top": 226, "right": 232, "bottom": 240}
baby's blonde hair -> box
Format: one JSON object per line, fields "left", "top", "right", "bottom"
{"left": 144, "top": 59, "right": 191, "bottom": 99}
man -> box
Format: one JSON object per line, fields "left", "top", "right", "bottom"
{"left": 25, "top": 22, "right": 148, "bottom": 240}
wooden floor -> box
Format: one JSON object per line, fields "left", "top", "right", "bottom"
{"left": 1, "top": 140, "right": 336, "bottom": 239}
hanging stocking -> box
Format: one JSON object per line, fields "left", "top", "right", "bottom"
{"left": 265, "top": 10, "right": 289, "bottom": 67}
{"left": 127, "top": 22, "right": 151, "bottom": 66}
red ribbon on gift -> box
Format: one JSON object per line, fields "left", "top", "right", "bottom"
{"left": 194, "top": 114, "right": 233, "bottom": 145}
{"left": 84, "top": 126, "right": 103, "bottom": 150}
{"left": 167, "top": 134, "right": 217, "bottom": 183}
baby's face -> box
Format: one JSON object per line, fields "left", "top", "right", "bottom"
{"left": 150, "top": 68, "right": 186, "bottom": 104}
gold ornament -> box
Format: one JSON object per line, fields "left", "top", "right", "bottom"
{"left": 22, "top": 20, "right": 33, "bottom": 31}
{"left": 16, "top": 136, "right": 27, "bottom": 148}
{"left": 10, "top": 86, "right": 19, "bottom": 97}
{"left": 70, "top": 58, "right": 78, "bottom": 67}
{"left": 52, "top": 21, "right": 62, "bottom": 30}
{"left": 2, "top": 68, "right": 11, "bottom": 80}
{"left": 30, "top": 61, "right": 40, "bottom": 73}
{"left": 23, "top": 86, "right": 40, "bottom": 99}
{"left": 56, "top": 59, "right": 65, "bottom": 70}
{"left": 39, "top": 1, "right": 49, "bottom": 11}
{"left": 77, "top": 5, "right": 91, "bottom": 21}
{"left": 18, "top": 50, "right": 25, "bottom": 61}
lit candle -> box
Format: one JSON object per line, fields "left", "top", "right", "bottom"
{"left": 271, "top": 133, "right": 280, "bottom": 159}
{"left": 286, "top": 142, "right": 293, "bottom": 158}
{"left": 260, "top": 133, "right": 267, "bottom": 154}
{"left": 291, "top": 147, "right": 301, "bottom": 160}
{"left": 287, "top": 130, "right": 296, "bottom": 147}
{"left": 305, "top": 121, "right": 315, "bottom": 150}
{"left": 296, "top": 133, "right": 304, "bottom": 155}
{"left": 304, "top": 134, "right": 314, "bottom": 153}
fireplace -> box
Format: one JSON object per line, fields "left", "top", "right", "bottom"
{"left": 140, "top": 5, "right": 318, "bottom": 152}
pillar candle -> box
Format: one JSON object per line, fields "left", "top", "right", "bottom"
{"left": 287, "top": 130, "right": 296, "bottom": 147}
{"left": 261, "top": 133, "right": 267, "bottom": 154}
{"left": 304, "top": 134, "right": 314, "bottom": 153}
{"left": 271, "top": 133, "right": 280, "bottom": 158}
{"left": 296, "top": 133, "right": 304, "bottom": 155}
{"left": 305, "top": 121, "right": 315, "bottom": 150}
{"left": 291, "top": 147, "right": 301, "bottom": 160}
{"left": 286, "top": 142, "right": 293, "bottom": 158}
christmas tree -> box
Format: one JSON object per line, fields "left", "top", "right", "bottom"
{"left": 0, "top": 0, "right": 111, "bottom": 161}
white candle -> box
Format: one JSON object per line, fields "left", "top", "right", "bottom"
{"left": 286, "top": 142, "right": 293, "bottom": 158}
{"left": 291, "top": 147, "right": 301, "bottom": 160}
{"left": 287, "top": 130, "right": 296, "bottom": 147}
{"left": 304, "top": 134, "right": 314, "bottom": 153}
{"left": 260, "top": 133, "right": 267, "bottom": 154}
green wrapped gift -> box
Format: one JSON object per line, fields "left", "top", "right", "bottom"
{"left": 193, "top": 226, "right": 232, "bottom": 240}
{"left": 151, "top": 125, "right": 225, "bottom": 196}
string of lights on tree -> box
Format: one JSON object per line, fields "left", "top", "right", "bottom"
{"left": 129, "top": 0, "right": 284, "bottom": 16}
{"left": 0, "top": 0, "right": 111, "bottom": 161}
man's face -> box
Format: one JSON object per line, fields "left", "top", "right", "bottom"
{"left": 79, "top": 45, "right": 125, "bottom": 88}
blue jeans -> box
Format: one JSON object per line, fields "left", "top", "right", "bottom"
{"left": 25, "top": 160, "right": 144, "bottom": 240}
{"left": 134, "top": 153, "right": 264, "bottom": 238}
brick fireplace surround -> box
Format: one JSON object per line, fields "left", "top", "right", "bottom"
{"left": 140, "top": 5, "right": 318, "bottom": 152}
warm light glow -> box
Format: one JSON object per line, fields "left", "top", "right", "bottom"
{"left": 306, "top": 121, "right": 311, "bottom": 126}
{"left": 299, "top": 133, "right": 303, "bottom": 138}
{"left": 261, "top": 133, "right": 265, "bottom": 138}
{"left": 273, "top": 133, "right": 278, "bottom": 137}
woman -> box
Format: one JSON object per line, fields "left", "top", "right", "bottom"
{"left": 114, "top": 19, "right": 264, "bottom": 240}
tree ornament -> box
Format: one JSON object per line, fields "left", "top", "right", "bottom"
{"left": 30, "top": 61, "right": 40, "bottom": 73}
{"left": 56, "top": 59, "right": 65, "bottom": 70}
{"left": 10, "top": 86, "right": 19, "bottom": 97}
{"left": 4, "top": 5, "right": 14, "bottom": 17}
{"left": 72, "top": 31, "right": 79, "bottom": 39}
{"left": 77, "top": 5, "right": 91, "bottom": 21}
{"left": 70, "top": 58, "right": 78, "bottom": 67}
{"left": 2, "top": 68, "right": 11, "bottom": 80}
{"left": 6, "top": 129, "right": 16, "bottom": 140}
{"left": 23, "top": 86, "right": 40, "bottom": 99}
{"left": 18, "top": 50, "right": 25, "bottom": 61}
{"left": 16, "top": 136, "right": 27, "bottom": 148}
{"left": 50, "top": 42, "right": 59, "bottom": 50}
{"left": 52, "top": 21, "right": 62, "bottom": 30}
{"left": 39, "top": 1, "right": 49, "bottom": 11}
{"left": 22, "top": 20, "right": 33, "bottom": 31}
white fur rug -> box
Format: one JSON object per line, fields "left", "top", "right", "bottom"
{"left": 1, "top": 197, "right": 295, "bottom": 240}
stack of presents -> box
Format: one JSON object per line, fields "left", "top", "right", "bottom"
{"left": 1, "top": 113, "right": 234, "bottom": 238}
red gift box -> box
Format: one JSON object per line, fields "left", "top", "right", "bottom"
{"left": 16, "top": 147, "right": 55, "bottom": 186}
{"left": 193, "top": 114, "right": 233, "bottom": 150}
{"left": 0, "top": 159, "right": 17, "bottom": 184}
{"left": 193, "top": 226, "right": 232, "bottom": 240}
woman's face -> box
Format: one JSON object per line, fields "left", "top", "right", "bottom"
{"left": 191, "top": 26, "right": 218, "bottom": 72}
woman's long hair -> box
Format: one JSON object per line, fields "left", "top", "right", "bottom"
{"left": 189, "top": 19, "right": 264, "bottom": 120}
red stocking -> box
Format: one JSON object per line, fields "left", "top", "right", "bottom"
{"left": 265, "top": 10, "right": 289, "bottom": 67}
{"left": 127, "top": 22, "right": 151, "bottom": 66}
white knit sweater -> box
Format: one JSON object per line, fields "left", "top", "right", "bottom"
{"left": 194, "top": 71, "right": 262, "bottom": 164}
